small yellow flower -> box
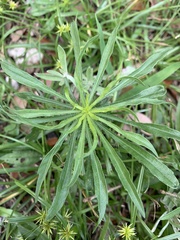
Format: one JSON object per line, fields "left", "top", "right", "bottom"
{"left": 117, "top": 223, "right": 136, "bottom": 240}
{"left": 56, "top": 23, "right": 70, "bottom": 36}
{"left": 55, "top": 59, "right": 62, "bottom": 69}
{"left": 61, "top": 0, "right": 70, "bottom": 7}
{"left": 58, "top": 222, "right": 76, "bottom": 240}
{"left": 35, "top": 210, "right": 57, "bottom": 237}
{"left": 8, "top": 0, "right": 18, "bottom": 10}
{"left": 0, "top": 6, "right": 3, "bottom": 14}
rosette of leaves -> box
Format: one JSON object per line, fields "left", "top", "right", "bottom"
{"left": 1, "top": 22, "right": 180, "bottom": 223}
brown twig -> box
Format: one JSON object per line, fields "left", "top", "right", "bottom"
{"left": 83, "top": 185, "right": 122, "bottom": 203}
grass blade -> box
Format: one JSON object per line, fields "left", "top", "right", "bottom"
{"left": 157, "top": 233, "right": 180, "bottom": 240}
{"left": 160, "top": 207, "right": 180, "bottom": 220}
{"left": 129, "top": 48, "right": 171, "bottom": 78}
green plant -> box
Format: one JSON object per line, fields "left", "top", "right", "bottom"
{"left": 1, "top": 21, "right": 180, "bottom": 228}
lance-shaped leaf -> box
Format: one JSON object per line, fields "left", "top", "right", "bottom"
{"left": 96, "top": 116, "right": 157, "bottom": 156}
{"left": 35, "top": 131, "right": 68, "bottom": 200}
{"left": 91, "top": 154, "right": 108, "bottom": 224}
{"left": 87, "top": 127, "right": 108, "bottom": 223}
{"left": 118, "top": 85, "right": 166, "bottom": 102}
{"left": 89, "top": 26, "right": 118, "bottom": 102}
{"left": 57, "top": 45, "right": 67, "bottom": 73}
{"left": 12, "top": 109, "right": 79, "bottom": 118}
{"left": 96, "top": 126, "right": 145, "bottom": 218}
{"left": 92, "top": 98, "right": 166, "bottom": 113}
{"left": 35, "top": 120, "right": 80, "bottom": 199}
{"left": 16, "top": 92, "right": 71, "bottom": 108}
{"left": 68, "top": 119, "right": 86, "bottom": 187}
{"left": 105, "top": 128, "right": 179, "bottom": 188}
{"left": 100, "top": 114, "right": 180, "bottom": 142}
{"left": 129, "top": 48, "right": 174, "bottom": 79}
{"left": 70, "top": 21, "right": 85, "bottom": 105}
{"left": 46, "top": 132, "right": 77, "bottom": 220}
{"left": 122, "top": 62, "right": 180, "bottom": 99}
{"left": 1, "top": 60, "right": 67, "bottom": 101}
{"left": 157, "top": 233, "right": 180, "bottom": 240}
{"left": 160, "top": 207, "right": 180, "bottom": 220}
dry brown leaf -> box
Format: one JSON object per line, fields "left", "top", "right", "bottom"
{"left": 127, "top": 112, "right": 152, "bottom": 135}
{"left": 131, "top": 0, "right": 146, "bottom": 11}
{"left": 12, "top": 86, "right": 28, "bottom": 109}
{"left": 10, "top": 29, "right": 26, "bottom": 43}
{"left": 135, "top": 112, "right": 152, "bottom": 123}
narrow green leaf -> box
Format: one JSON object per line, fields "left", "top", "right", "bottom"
{"left": 70, "top": 21, "right": 81, "bottom": 65}
{"left": 99, "top": 216, "right": 110, "bottom": 240}
{"left": 46, "top": 132, "right": 77, "bottom": 220}
{"left": 104, "top": 76, "right": 138, "bottom": 100}
{"left": 2, "top": 109, "right": 80, "bottom": 131}
{"left": 0, "top": 134, "right": 41, "bottom": 153}
{"left": 89, "top": 26, "right": 118, "bottom": 102}
{"left": 176, "top": 99, "right": 180, "bottom": 131}
{"left": 160, "top": 207, "right": 180, "bottom": 220}
{"left": 78, "top": 35, "right": 98, "bottom": 65}
{"left": 119, "top": 85, "right": 166, "bottom": 102}
{"left": 16, "top": 92, "right": 71, "bottom": 108}
{"left": 35, "top": 71, "right": 65, "bottom": 82}
{"left": 70, "top": 21, "right": 87, "bottom": 105}
{"left": 98, "top": 114, "right": 180, "bottom": 142}
{"left": 12, "top": 109, "right": 79, "bottom": 118}
{"left": 35, "top": 132, "right": 68, "bottom": 199}
{"left": 35, "top": 120, "right": 81, "bottom": 199}
{"left": 96, "top": 126, "right": 145, "bottom": 217}
{"left": 84, "top": 116, "right": 98, "bottom": 157}
{"left": 120, "top": 0, "right": 168, "bottom": 30}
{"left": 87, "top": 127, "right": 108, "bottom": 223}
{"left": 129, "top": 48, "right": 172, "bottom": 79}
{"left": 157, "top": 233, "right": 180, "bottom": 240}
{"left": 95, "top": 15, "right": 113, "bottom": 75}
{"left": 15, "top": 179, "right": 51, "bottom": 209}
{"left": 68, "top": 119, "right": 86, "bottom": 186}
{"left": 91, "top": 155, "right": 108, "bottom": 224}
{"left": 122, "top": 62, "right": 180, "bottom": 99}
{"left": 104, "top": 128, "right": 179, "bottom": 188}
{"left": 93, "top": 98, "right": 166, "bottom": 113}
{"left": 1, "top": 60, "right": 67, "bottom": 101}
{"left": 96, "top": 116, "right": 157, "bottom": 156}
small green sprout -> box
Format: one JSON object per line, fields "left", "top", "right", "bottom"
{"left": 117, "top": 223, "right": 136, "bottom": 240}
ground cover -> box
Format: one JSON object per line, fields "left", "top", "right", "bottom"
{"left": 0, "top": 0, "right": 180, "bottom": 239}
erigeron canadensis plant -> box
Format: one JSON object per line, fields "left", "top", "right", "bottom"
{"left": 1, "top": 21, "right": 180, "bottom": 224}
